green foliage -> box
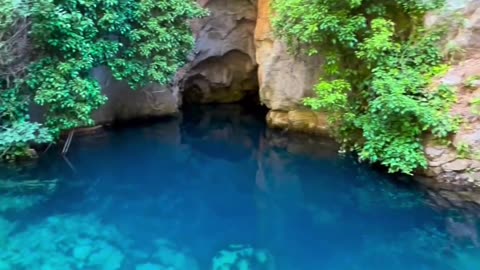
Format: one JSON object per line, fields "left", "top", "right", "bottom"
{"left": 456, "top": 142, "right": 472, "bottom": 159}
{"left": 1, "top": 0, "right": 52, "bottom": 161}
{"left": 273, "top": 0, "right": 458, "bottom": 174}
{"left": 472, "top": 98, "right": 480, "bottom": 115}
{"left": 1, "top": 0, "right": 205, "bottom": 160}
{"left": 0, "top": 121, "right": 52, "bottom": 160}
{"left": 465, "top": 75, "right": 480, "bottom": 90}
{"left": 28, "top": 0, "right": 205, "bottom": 135}
{"left": 0, "top": 94, "right": 52, "bottom": 161}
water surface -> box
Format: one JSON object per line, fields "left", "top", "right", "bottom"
{"left": 1, "top": 105, "right": 479, "bottom": 270}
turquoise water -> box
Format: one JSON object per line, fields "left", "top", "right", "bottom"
{"left": 1, "top": 105, "right": 480, "bottom": 270}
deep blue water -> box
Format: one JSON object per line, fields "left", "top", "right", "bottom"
{"left": 1, "top": 105, "right": 480, "bottom": 270}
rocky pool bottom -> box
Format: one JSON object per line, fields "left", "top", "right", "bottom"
{"left": 1, "top": 105, "right": 480, "bottom": 270}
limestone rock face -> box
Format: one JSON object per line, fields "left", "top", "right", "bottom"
{"left": 254, "top": 0, "right": 327, "bottom": 135}
{"left": 181, "top": 0, "right": 259, "bottom": 104}
{"left": 424, "top": 58, "right": 480, "bottom": 187}
{"left": 93, "top": 67, "right": 180, "bottom": 123}
{"left": 93, "top": 0, "right": 259, "bottom": 122}
{"left": 426, "top": 0, "right": 480, "bottom": 57}
{"left": 255, "top": 0, "right": 323, "bottom": 111}
{"left": 423, "top": 0, "right": 480, "bottom": 187}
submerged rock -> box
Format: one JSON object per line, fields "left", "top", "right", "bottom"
{"left": 0, "top": 195, "right": 46, "bottom": 213}
{"left": 0, "top": 215, "right": 126, "bottom": 270}
{"left": 151, "top": 238, "right": 199, "bottom": 270}
{"left": 0, "top": 217, "right": 16, "bottom": 246}
{"left": 87, "top": 242, "right": 124, "bottom": 270}
{"left": 211, "top": 244, "right": 275, "bottom": 270}
{"left": 135, "top": 263, "right": 164, "bottom": 270}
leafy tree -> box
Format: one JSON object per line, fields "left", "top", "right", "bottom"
{"left": 0, "top": 0, "right": 205, "bottom": 160}
{"left": 272, "top": 0, "right": 458, "bottom": 174}
{"left": 0, "top": 0, "right": 52, "bottom": 160}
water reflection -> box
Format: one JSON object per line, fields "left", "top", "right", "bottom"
{"left": 0, "top": 104, "right": 480, "bottom": 269}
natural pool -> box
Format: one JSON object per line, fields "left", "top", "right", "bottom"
{"left": 1, "top": 105, "right": 480, "bottom": 270}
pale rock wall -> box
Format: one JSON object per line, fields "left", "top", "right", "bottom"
{"left": 181, "top": 0, "right": 259, "bottom": 104}
{"left": 93, "top": 67, "right": 180, "bottom": 123}
{"left": 255, "top": 0, "right": 328, "bottom": 134}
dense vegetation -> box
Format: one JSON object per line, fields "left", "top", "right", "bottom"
{"left": 0, "top": 0, "right": 204, "bottom": 160}
{"left": 272, "top": 0, "right": 458, "bottom": 174}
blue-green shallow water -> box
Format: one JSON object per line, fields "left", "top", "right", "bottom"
{"left": 1, "top": 105, "right": 480, "bottom": 270}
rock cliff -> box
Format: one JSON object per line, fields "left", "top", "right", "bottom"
{"left": 423, "top": 0, "right": 480, "bottom": 188}
{"left": 255, "top": 0, "right": 328, "bottom": 134}
{"left": 94, "top": 0, "right": 480, "bottom": 188}
{"left": 253, "top": 0, "right": 480, "bottom": 187}
{"left": 95, "top": 0, "right": 259, "bottom": 123}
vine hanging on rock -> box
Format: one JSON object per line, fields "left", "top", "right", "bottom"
{"left": 272, "top": 0, "right": 458, "bottom": 174}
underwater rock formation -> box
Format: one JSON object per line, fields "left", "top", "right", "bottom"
{"left": 0, "top": 217, "right": 16, "bottom": 247}
{"left": 150, "top": 238, "right": 199, "bottom": 270}
{"left": 132, "top": 239, "right": 199, "bottom": 270}
{"left": 0, "top": 177, "right": 56, "bottom": 213}
{"left": 212, "top": 244, "right": 274, "bottom": 270}
{"left": 0, "top": 194, "right": 46, "bottom": 213}
{"left": 0, "top": 215, "right": 127, "bottom": 270}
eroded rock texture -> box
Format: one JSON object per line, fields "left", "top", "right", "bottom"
{"left": 94, "top": 0, "right": 259, "bottom": 123}
{"left": 181, "top": 0, "right": 259, "bottom": 104}
{"left": 255, "top": 0, "right": 328, "bottom": 134}
{"left": 93, "top": 67, "right": 180, "bottom": 123}
{"left": 423, "top": 0, "right": 480, "bottom": 187}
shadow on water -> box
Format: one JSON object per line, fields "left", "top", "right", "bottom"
{"left": 1, "top": 104, "right": 480, "bottom": 270}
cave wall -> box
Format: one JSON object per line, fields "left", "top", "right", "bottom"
{"left": 94, "top": 0, "right": 327, "bottom": 132}
{"left": 181, "top": 0, "right": 259, "bottom": 104}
